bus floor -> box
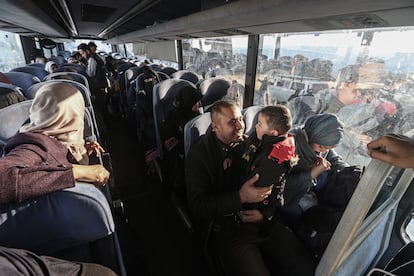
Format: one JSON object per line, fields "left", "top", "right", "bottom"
{"left": 104, "top": 114, "right": 209, "bottom": 276}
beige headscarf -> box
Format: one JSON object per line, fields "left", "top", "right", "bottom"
{"left": 20, "top": 82, "right": 88, "bottom": 164}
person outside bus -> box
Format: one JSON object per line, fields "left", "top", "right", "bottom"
{"left": 0, "top": 82, "right": 109, "bottom": 205}
{"left": 186, "top": 100, "right": 315, "bottom": 276}
{"left": 240, "top": 105, "right": 298, "bottom": 230}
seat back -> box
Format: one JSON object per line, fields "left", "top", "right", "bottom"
{"left": 26, "top": 63, "right": 47, "bottom": 68}
{"left": 49, "top": 55, "right": 67, "bottom": 65}
{"left": 3, "top": 71, "right": 41, "bottom": 95}
{"left": 44, "top": 72, "right": 90, "bottom": 90}
{"left": 55, "top": 64, "right": 87, "bottom": 76}
{"left": 242, "top": 105, "right": 263, "bottom": 137}
{"left": 153, "top": 78, "right": 196, "bottom": 157}
{"left": 160, "top": 67, "right": 178, "bottom": 77}
{"left": 172, "top": 70, "right": 199, "bottom": 85}
{"left": 10, "top": 66, "right": 49, "bottom": 81}
{"left": 199, "top": 78, "right": 229, "bottom": 112}
{"left": 0, "top": 100, "right": 32, "bottom": 147}
{"left": 183, "top": 112, "right": 212, "bottom": 157}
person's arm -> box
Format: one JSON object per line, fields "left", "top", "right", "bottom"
{"left": 0, "top": 147, "right": 75, "bottom": 204}
{"left": 367, "top": 134, "right": 414, "bottom": 168}
{"left": 326, "top": 148, "right": 348, "bottom": 170}
{"left": 284, "top": 170, "right": 314, "bottom": 206}
{"left": 86, "top": 57, "right": 97, "bottom": 77}
{"left": 72, "top": 164, "right": 109, "bottom": 186}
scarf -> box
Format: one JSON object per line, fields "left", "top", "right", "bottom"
{"left": 20, "top": 82, "right": 88, "bottom": 164}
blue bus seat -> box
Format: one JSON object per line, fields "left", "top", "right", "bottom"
{"left": 10, "top": 66, "right": 49, "bottom": 81}
{"left": 242, "top": 105, "right": 263, "bottom": 137}
{"left": 55, "top": 64, "right": 87, "bottom": 77}
{"left": 199, "top": 78, "right": 229, "bottom": 112}
{"left": 160, "top": 67, "right": 178, "bottom": 77}
{"left": 26, "top": 63, "right": 47, "bottom": 68}
{"left": 0, "top": 100, "right": 32, "bottom": 147}
{"left": 44, "top": 72, "right": 90, "bottom": 91}
{"left": 49, "top": 55, "right": 67, "bottom": 66}
{"left": 183, "top": 112, "right": 212, "bottom": 157}
{"left": 3, "top": 72, "right": 40, "bottom": 95}
{"left": 171, "top": 70, "right": 199, "bottom": 85}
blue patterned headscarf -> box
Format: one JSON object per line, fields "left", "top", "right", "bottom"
{"left": 304, "top": 113, "right": 343, "bottom": 146}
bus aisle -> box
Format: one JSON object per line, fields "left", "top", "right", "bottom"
{"left": 105, "top": 113, "right": 209, "bottom": 276}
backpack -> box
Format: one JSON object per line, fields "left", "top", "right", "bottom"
{"left": 295, "top": 165, "right": 364, "bottom": 259}
{"left": 316, "top": 165, "right": 364, "bottom": 209}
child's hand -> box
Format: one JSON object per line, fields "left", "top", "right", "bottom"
{"left": 85, "top": 141, "right": 105, "bottom": 157}
{"left": 311, "top": 156, "right": 331, "bottom": 178}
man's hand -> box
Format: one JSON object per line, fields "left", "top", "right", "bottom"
{"left": 239, "top": 174, "right": 272, "bottom": 203}
{"left": 239, "top": 209, "right": 264, "bottom": 223}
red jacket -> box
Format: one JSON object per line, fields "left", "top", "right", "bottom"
{"left": 0, "top": 132, "right": 75, "bottom": 204}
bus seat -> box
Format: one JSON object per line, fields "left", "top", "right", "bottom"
{"left": 44, "top": 72, "right": 90, "bottom": 91}
{"left": 242, "top": 105, "right": 263, "bottom": 137}
{"left": 0, "top": 72, "right": 11, "bottom": 84}
{"left": 26, "top": 63, "right": 47, "bottom": 69}
{"left": 199, "top": 78, "right": 229, "bottom": 112}
{"left": 172, "top": 70, "right": 199, "bottom": 85}
{"left": 10, "top": 66, "right": 49, "bottom": 81}
{"left": 0, "top": 182, "right": 114, "bottom": 253}
{"left": 49, "top": 55, "right": 67, "bottom": 66}
{"left": 183, "top": 112, "right": 212, "bottom": 157}
{"left": 55, "top": 64, "right": 87, "bottom": 77}
{"left": 156, "top": 71, "right": 170, "bottom": 81}
{"left": 0, "top": 100, "right": 32, "bottom": 146}
{"left": 160, "top": 67, "right": 178, "bottom": 77}
{"left": 0, "top": 182, "right": 126, "bottom": 274}
{"left": 3, "top": 71, "right": 41, "bottom": 95}
{"left": 153, "top": 78, "right": 197, "bottom": 158}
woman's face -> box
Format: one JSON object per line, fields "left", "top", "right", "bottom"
{"left": 311, "top": 143, "right": 335, "bottom": 154}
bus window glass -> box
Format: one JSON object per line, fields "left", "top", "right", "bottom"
{"left": 256, "top": 29, "right": 414, "bottom": 166}
{"left": 182, "top": 36, "right": 248, "bottom": 107}
{"left": 0, "top": 30, "right": 26, "bottom": 72}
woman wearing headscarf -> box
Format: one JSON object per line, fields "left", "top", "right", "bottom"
{"left": 0, "top": 82, "right": 109, "bottom": 204}
{"left": 160, "top": 85, "right": 202, "bottom": 156}
{"left": 281, "top": 113, "right": 348, "bottom": 226}
{"left": 44, "top": 61, "right": 57, "bottom": 74}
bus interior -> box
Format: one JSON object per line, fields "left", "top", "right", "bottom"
{"left": 1, "top": 0, "right": 414, "bottom": 275}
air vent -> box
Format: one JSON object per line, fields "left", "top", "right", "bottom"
{"left": 81, "top": 4, "right": 115, "bottom": 23}
{"left": 305, "top": 13, "right": 389, "bottom": 30}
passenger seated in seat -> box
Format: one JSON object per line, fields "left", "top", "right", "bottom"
{"left": 0, "top": 82, "right": 109, "bottom": 204}
{"left": 0, "top": 86, "right": 26, "bottom": 109}
{"left": 0, "top": 246, "right": 117, "bottom": 276}
{"left": 281, "top": 113, "right": 348, "bottom": 226}
{"left": 186, "top": 100, "right": 315, "bottom": 276}
{"left": 160, "top": 85, "right": 202, "bottom": 156}
{"left": 241, "top": 105, "right": 298, "bottom": 226}
{"left": 44, "top": 61, "right": 57, "bottom": 74}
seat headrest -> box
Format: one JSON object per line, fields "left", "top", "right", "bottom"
{"left": 200, "top": 78, "right": 230, "bottom": 111}
{"left": 184, "top": 112, "right": 212, "bottom": 157}
{"left": 0, "top": 100, "right": 32, "bottom": 145}
{"left": 243, "top": 105, "right": 263, "bottom": 137}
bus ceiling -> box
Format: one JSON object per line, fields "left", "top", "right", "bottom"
{"left": 1, "top": 0, "right": 414, "bottom": 43}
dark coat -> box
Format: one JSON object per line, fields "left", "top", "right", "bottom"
{"left": 186, "top": 131, "right": 243, "bottom": 243}
{"left": 0, "top": 132, "right": 75, "bottom": 204}
{"left": 241, "top": 134, "right": 296, "bottom": 219}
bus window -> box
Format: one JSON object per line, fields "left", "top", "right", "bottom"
{"left": 182, "top": 36, "right": 248, "bottom": 106}
{"left": 255, "top": 28, "right": 414, "bottom": 166}
{"left": 0, "top": 30, "right": 26, "bottom": 72}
